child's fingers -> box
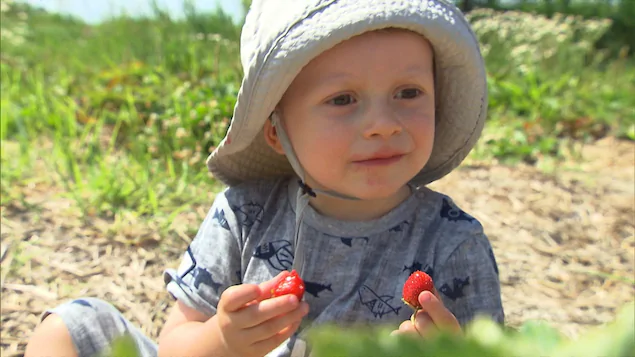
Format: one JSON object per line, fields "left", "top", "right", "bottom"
{"left": 244, "top": 301, "right": 309, "bottom": 342}
{"left": 390, "top": 320, "right": 417, "bottom": 337}
{"left": 220, "top": 271, "right": 290, "bottom": 314}
{"left": 399, "top": 320, "right": 417, "bottom": 333}
{"left": 418, "top": 291, "right": 461, "bottom": 333}
{"left": 218, "top": 284, "right": 261, "bottom": 313}
{"left": 413, "top": 311, "right": 436, "bottom": 336}
{"left": 398, "top": 320, "right": 414, "bottom": 331}
{"left": 251, "top": 319, "right": 302, "bottom": 353}
{"left": 232, "top": 294, "right": 302, "bottom": 329}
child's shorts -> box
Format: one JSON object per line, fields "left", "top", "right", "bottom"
{"left": 40, "top": 297, "right": 158, "bottom": 357}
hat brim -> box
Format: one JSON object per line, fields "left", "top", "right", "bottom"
{"left": 206, "top": 0, "right": 487, "bottom": 187}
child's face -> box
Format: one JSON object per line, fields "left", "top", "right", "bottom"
{"left": 268, "top": 29, "right": 435, "bottom": 201}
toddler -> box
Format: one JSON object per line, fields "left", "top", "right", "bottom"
{"left": 25, "top": 0, "right": 504, "bottom": 356}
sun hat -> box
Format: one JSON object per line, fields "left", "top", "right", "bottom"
{"left": 204, "top": 0, "right": 488, "bottom": 277}
{"left": 206, "top": 0, "right": 487, "bottom": 190}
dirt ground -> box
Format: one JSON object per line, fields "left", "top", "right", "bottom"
{"left": 1, "top": 136, "right": 634, "bottom": 356}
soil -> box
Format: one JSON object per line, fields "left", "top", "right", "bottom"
{"left": 1, "top": 136, "right": 634, "bottom": 356}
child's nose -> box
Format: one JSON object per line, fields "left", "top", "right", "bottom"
{"left": 362, "top": 105, "right": 403, "bottom": 138}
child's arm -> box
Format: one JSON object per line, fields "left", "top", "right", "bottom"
{"left": 157, "top": 273, "right": 308, "bottom": 357}
{"left": 157, "top": 300, "right": 226, "bottom": 357}
{"left": 157, "top": 189, "right": 309, "bottom": 357}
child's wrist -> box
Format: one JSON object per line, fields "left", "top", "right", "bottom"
{"left": 204, "top": 314, "right": 236, "bottom": 357}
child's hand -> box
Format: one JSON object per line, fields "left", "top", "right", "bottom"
{"left": 390, "top": 290, "right": 461, "bottom": 338}
{"left": 215, "top": 271, "right": 310, "bottom": 357}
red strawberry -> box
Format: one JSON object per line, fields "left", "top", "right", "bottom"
{"left": 402, "top": 270, "right": 434, "bottom": 322}
{"left": 271, "top": 269, "right": 305, "bottom": 301}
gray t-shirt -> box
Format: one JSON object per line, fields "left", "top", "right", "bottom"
{"left": 164, "top": 177, "right": 504, "bottom": 357}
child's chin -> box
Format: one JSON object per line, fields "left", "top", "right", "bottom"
{"left": 353, "top": 184, "right": 411, "bottom": 201}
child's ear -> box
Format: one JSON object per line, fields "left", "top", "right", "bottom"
{"left": 264, "top": 117, "right": 285, "bottom": 155}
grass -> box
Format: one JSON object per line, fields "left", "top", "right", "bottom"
{"left": 1, "top": 1, "right": 241, "bottom": 223}
{"left": 1, "top": 2, "right": 634, "bottom": 355}
{"left": 1, "top": 1, "right": 634, "bottom": 224}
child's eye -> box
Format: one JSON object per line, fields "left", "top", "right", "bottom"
{"left": 395, "top": 88, "right": 422, "bottom": 100}
{"left": 327, "top": 94, "right": 356, "bottom": 106}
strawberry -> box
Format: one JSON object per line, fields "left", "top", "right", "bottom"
{"left": 402, "top": 270, "right": 434, "bottom": 323}
{"left": 271, "top": 269, "right": 305, "bottom": 301}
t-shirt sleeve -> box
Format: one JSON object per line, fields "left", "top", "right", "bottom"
{"left": 433, "top": 229, "right": 505, "bottom": 327}
{"left": 163, "top": 189, "right": 243, "bottom": 317}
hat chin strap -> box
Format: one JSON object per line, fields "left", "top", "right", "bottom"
{"left": 271, "top": 112, "right": 359, "bottom": 201}
{"left": 270, "top": 112, "right": 359, "bottom": 279}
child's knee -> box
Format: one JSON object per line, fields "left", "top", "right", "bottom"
{"left": 26, "top": 313, "right": 77, "bottom": 357}
{"left": 27, "top": 297, "right": 124, "bottom": 357}
{"left": 37, "top": 312, "right": 72, "bottom": 335}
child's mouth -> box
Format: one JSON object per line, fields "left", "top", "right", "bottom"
{"left": 353, "top": 154, "right": 405, "bottom": 166}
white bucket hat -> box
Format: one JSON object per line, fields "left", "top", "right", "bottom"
{"left": 206, "top": 0, "right": 487, "bottom": 190}
{"left": 205, "top": 0, "right": 488, "bottom": 275}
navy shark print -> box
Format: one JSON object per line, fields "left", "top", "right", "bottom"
{"left": 304, "top": 281, "right": 332, "bottom": 298}
{"left": 180, "top": 246, "right": 223, "bottom": 293}
{"left": 440, "top": 198, "right": 475, "bottom": 223}
{"left": 403, "top": 261, "right": 434, "bottom": 278}
{"left": 180, "top": 246, "right": 198, "bottom": 278}
{"left": 403, "top": 261, "right": 422, "bottom": 274}
{"left": 72, "top": 299, "right": 92, "bottom": 308}
{"left": 339, "top": 237, "right": 369, "bottom": 247}
{"left": 424, "top": 264, "right": 434, "bottom": 278}
{"left": 439, "top": 276, "right": 470, "bottom": 301}
{"left": 389, "top": 220, "right": 410, "bottom": 233}
{"left": 212, "top": 208, "right": 230, "bottom": 230}
{"left": 191, "top": 267, "right": 223, "bottom": 293}
{"left": 324, "top": 233, "right": 369, "bottom": 247}
{"left": 253, "top": 240, "right": 294, "bottom": 271}
{"left": 358, "top": 285, "right": 402, "bottom": 319}
{"left": 233, "top": 202, "right": 263, "bottom": 227}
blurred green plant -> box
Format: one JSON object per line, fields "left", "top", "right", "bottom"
{"left": 105, "top": 334, "right": 140, "bottom": 357}
{"left": 1, "top": 1, "right": 634, "bottom": 217}
{"left": 467, "top": 8, "right": 635, "bottom": 163}
{"left": 1, "top": 0, "right": 238, "bottom": 218}
{"left": 106, "top": 300, "right": 634, "bottom": 357}
{"left": 454, "top": 0, "right": 635, "bottom": 60}
{"left": 309, "top": 300, "right": 635, "bottom": 357}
